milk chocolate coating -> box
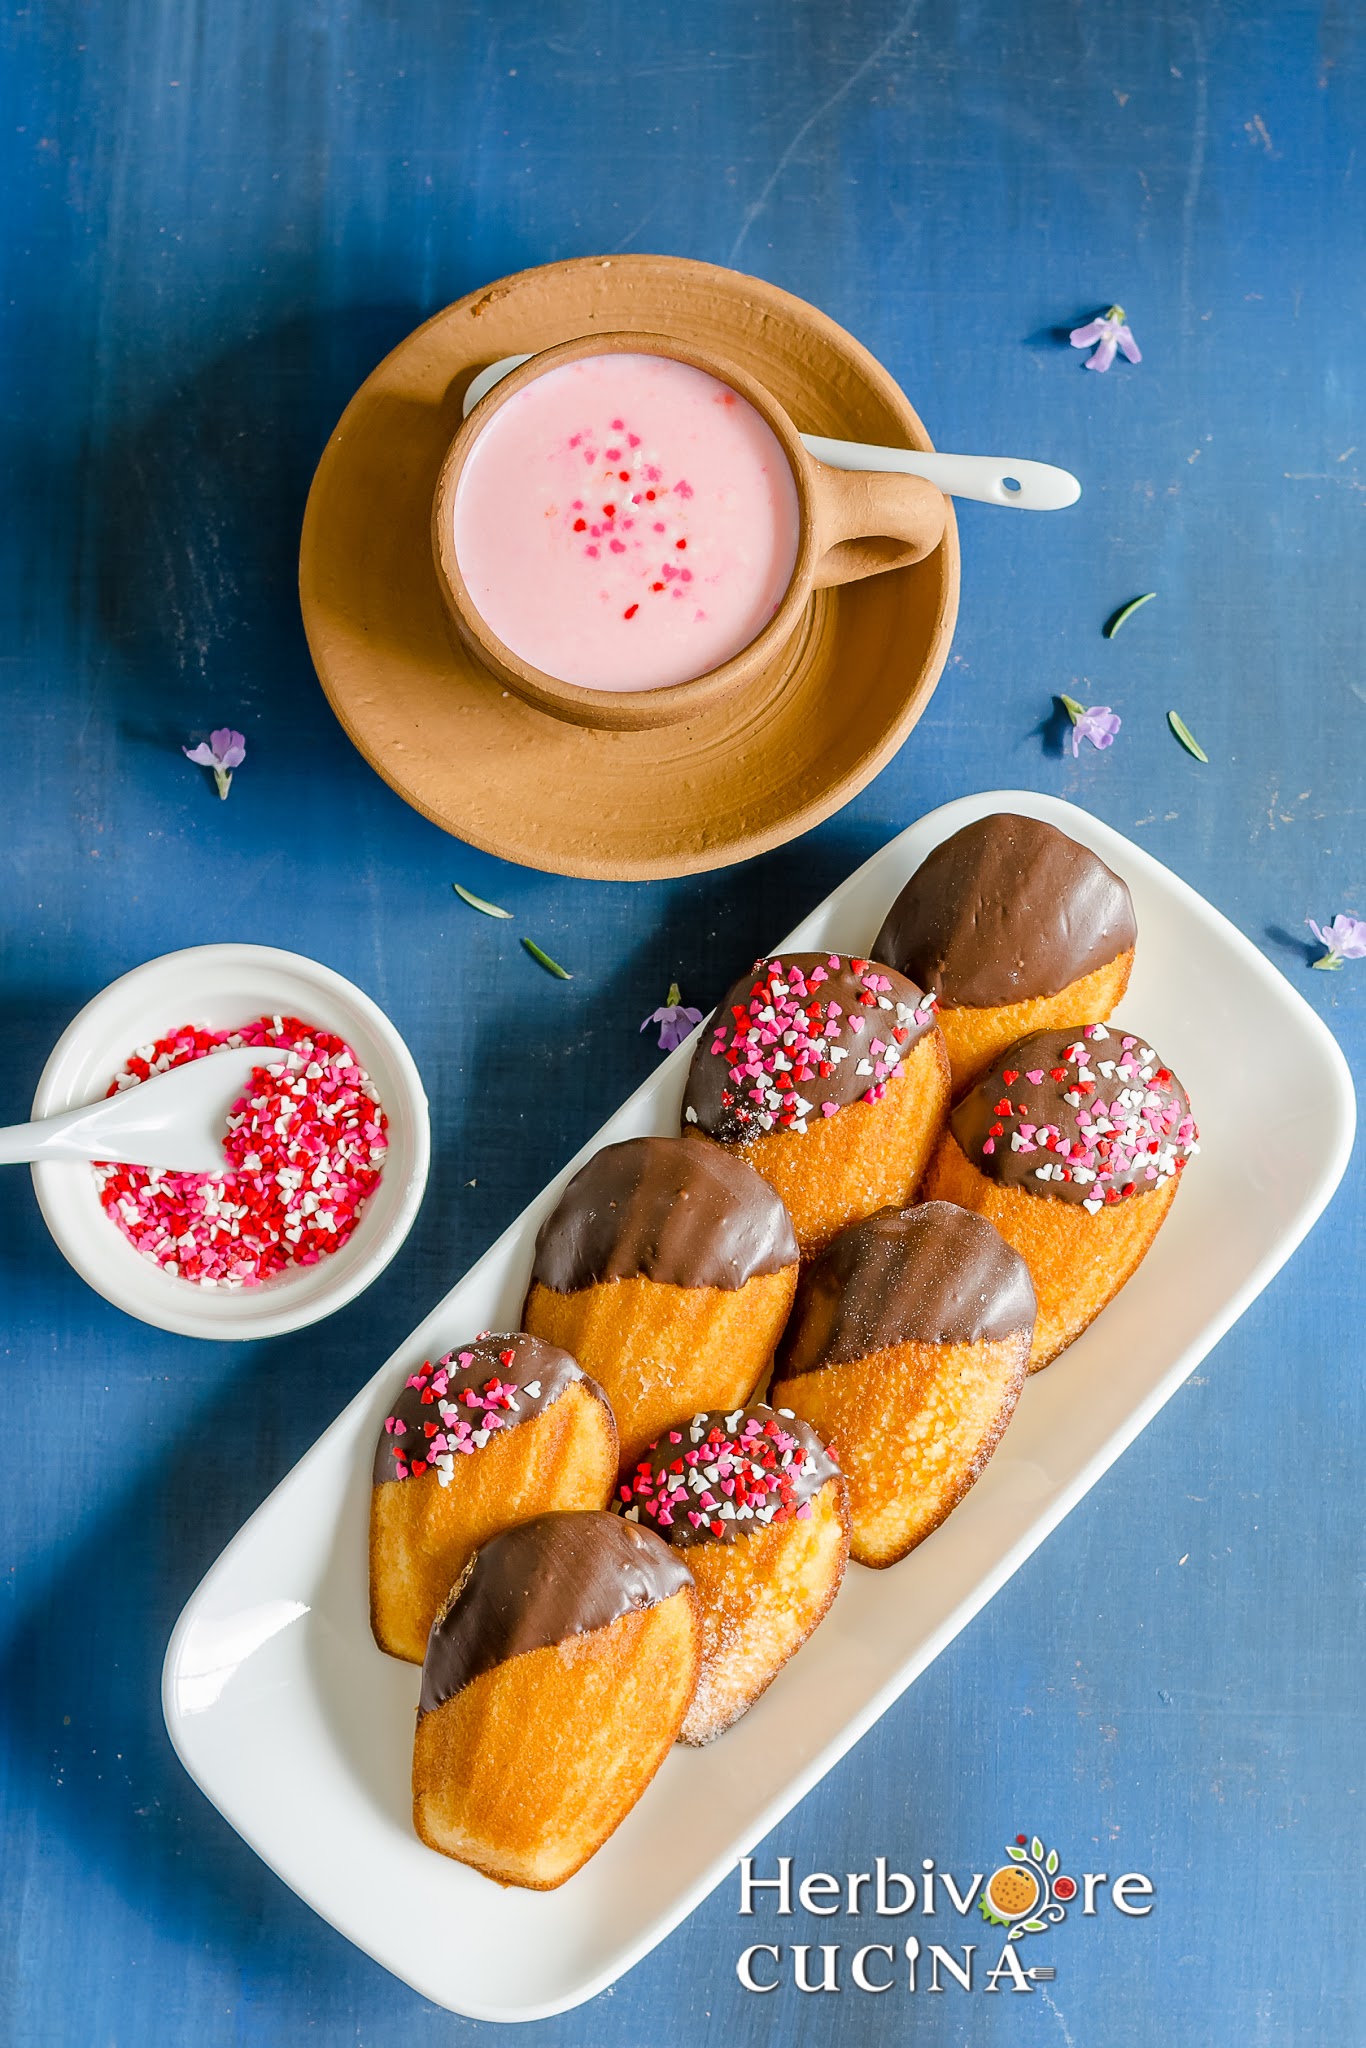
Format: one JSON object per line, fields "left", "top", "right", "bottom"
{"left": 873, "top": 814, "right": 1137, "bottom": 1009}
{"left": 776, "top": 1203, "right": 1036, "bottom": 1375}
{"left": 418, "top": 1509, "right": 693, "bottom": 1717}
{"left": 620, "top": 1403, "right": 841, "bottom": 1549}
{"left": 949, "top": 1025, "right": 1194, "bottom": 1207}
{"left": 682, "top": 953, "right": 937, "bottom": 1143}
{"left": 529, "top": 1132, "right": 797, "bottom": 1296}
{"left": 373, "top": 1332, "right": 594, "bottom": 1484}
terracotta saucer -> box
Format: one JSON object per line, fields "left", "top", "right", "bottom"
{"left": 299, "top": 255, "right": 960, "bottom": 881}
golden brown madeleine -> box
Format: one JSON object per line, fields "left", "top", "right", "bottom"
{"left": 618, "top": 1405, "right": 849, "bottom": 1745}
{"left": 370, "top": 1332, "right": 617, "bottom": 1663}
{"left": 681, "top": 952, "right": 950, "bottom": 1257}
{"left": 873, "top": 814, "right": 1137, "bottom": 1093}
{"left": 523, "top": 1133, "right": 798, "bottom": 1469}
{"left": 771, "top": 1203, "right": 1035, "bottom": 1567}
{"left": 921, "top": 1024, "right": 1199, "bottom": 1371}
{"left": 413, "top": 1512, "right": 699, "bottom": 1889}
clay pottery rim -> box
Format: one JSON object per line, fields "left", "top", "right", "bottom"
{"left": 298, "top": 253, "right": 961, "bottom": 882}
{"left": 431, "top": 330, "right": 947, "bottom": 733}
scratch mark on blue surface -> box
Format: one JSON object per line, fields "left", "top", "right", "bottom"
{"left": 728, "top": 0, "right": 923, "bottom": 263}
{"left": 1040, "top": 1986, "right": 1078, "bottom": 2045}
{"left": 1179, "top": 16, "right": 1208, "bottom": 331}
{"left": 613, "top": 202, "right": 661, "bottom": 253}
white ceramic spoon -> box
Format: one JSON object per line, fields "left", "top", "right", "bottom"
{"left": 461, "top": 354, "right": 1081, "bottom": 510}
{"left": 0, "top": 1045, "right": 292, "bottom": 1172}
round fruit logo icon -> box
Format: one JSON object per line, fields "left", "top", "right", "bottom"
{"left": 986, "top": 1864, "right": 1040, "bottom": 1921}
{"left": 979, "top": 1833, "right": 1073, "bottom": 1938}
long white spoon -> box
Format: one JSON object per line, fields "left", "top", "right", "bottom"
{"left": 0, "top": 1045, "right": 292, "bottom": 1172}
{"left": 461, "top": 354, "right": 1080, "bottom": 510}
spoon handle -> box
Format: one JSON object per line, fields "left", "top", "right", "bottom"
{"left": 799, "top": 436, "right": 1081, "bottom": 511}
{"left": 0, "top": 1104, "right": 110, "bottom": 1166}
{"left": 461, "top": 356, "right": 1081, "bottom": 510}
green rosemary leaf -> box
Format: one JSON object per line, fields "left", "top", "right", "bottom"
{"left": 453, "top": 882, "right": 513, "bottom": 918}
{"left": 522, "top": 937, "right": 573, "bottom": 979}
{"left": 1167, "top": 710, "right": 1209, "bottom": 763}
{"left": 1103, "top": 591, "right": 1156, "bottom": 638}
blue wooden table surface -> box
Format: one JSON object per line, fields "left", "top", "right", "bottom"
{"left": 2, "top": 3, "right": 1362, "bottom": 2042}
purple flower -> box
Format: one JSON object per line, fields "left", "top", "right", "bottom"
{"left": 1069, "top": 305, "right": 1142, "bottom": 372}
{"left": 641, "top": 982, "right": 704, "bottom": 1052}
{"left": 1307, "top": 914, "right": 1366, "bottom": 971}
{"left": 183, "top": 727, "right": 246, "bottom": 800}
{"left": 1059, "top": 695, "right": 1121, "bottom": 756}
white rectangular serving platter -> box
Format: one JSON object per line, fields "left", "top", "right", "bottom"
{"left": 163, "top": 791, "right": 1356, "bottom": 2022}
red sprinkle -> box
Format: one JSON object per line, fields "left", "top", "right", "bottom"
{"left": 94, "top": 1017, "right": 388, "bottom": 1288}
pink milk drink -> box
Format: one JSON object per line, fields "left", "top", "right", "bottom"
{"left": 450, "top": 352, "right": 802, "bottom": 692}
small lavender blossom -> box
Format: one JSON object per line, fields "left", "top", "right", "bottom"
{"left": 183, "top": 728, "right": 247, "bottom": 800}
{"left": 1307, "top": 914, "right": 1366, "bottom": 971}
{"left": 641, "top": 983, "right": 704, "bottom": 1052}
{"left": 1070, "top": 305, "right": 1142, "bottom": 372}
{"left": 1059, "top": 695, "right": 1121, "bottom": 756}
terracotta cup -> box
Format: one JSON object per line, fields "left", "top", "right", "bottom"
{"left": 431, "top": 330, "right": 948, "bottom": 732}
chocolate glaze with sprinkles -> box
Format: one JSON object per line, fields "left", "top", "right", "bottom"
{"left": 418, "top": 1510, "right": 692, "bottom": 1717}
{"left": 777, "top": 1202, "right": 1037, "bottom": 1375}
{"left": 617, "top": 1404, "right": 839, "bottom": 1547}
{"left": 873, "top": 813, "right": 1137, "bottom": 1008}
{"left": 681, "top": 953, "right": 937, "bottom": 1142}
{"left": 530, "top": 1133, "right": 797, "bottom": 1295}
{"left": 374, "top": 1332, "right": 597, "bottom": 1486}
{"left": 950, "top": 1025, "right": 1198, "bottom": 1210}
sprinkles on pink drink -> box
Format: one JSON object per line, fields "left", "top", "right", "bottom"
{"left": 95, "top": 1017, "right": 387, "bottom": 1286}
{"left": 617, "top": 1406, "right": 839, "bottom": 1546}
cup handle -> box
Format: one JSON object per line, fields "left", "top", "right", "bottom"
{"left": 808, "top": 460, "right": 948, "bottom": 590}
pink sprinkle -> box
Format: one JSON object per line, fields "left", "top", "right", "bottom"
{"left": 94, "top": 1017, "right": 387, "bottom": 1288}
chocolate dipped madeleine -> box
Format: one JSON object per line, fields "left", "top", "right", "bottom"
{"left": 873, "top": 814, "right": 1137, "bottom": 1092}
{"left": 370, "top": 1332, "right": 616, "bottom": 1664}
{"left": 770, "top": 1203, "right": 1035, "bottom": 1567}
{"left": 921, "top": 1024, "right": 1198, "bottom": 1371}
{"left": 618, "top": 1404, "right": 849, "bottom": 1745}
{"left": 523, "top": 1133, "right": 799, "bottom": 1469}
{"left": 682, "top": 953, "right": 950, "bottom": 1258}
{"left": 413, "top": 1511, "right": 700, "bottom": 1889}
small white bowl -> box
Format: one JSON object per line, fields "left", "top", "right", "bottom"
{"left": 29, "top": 944, "right": 430, "bottom": 1340}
